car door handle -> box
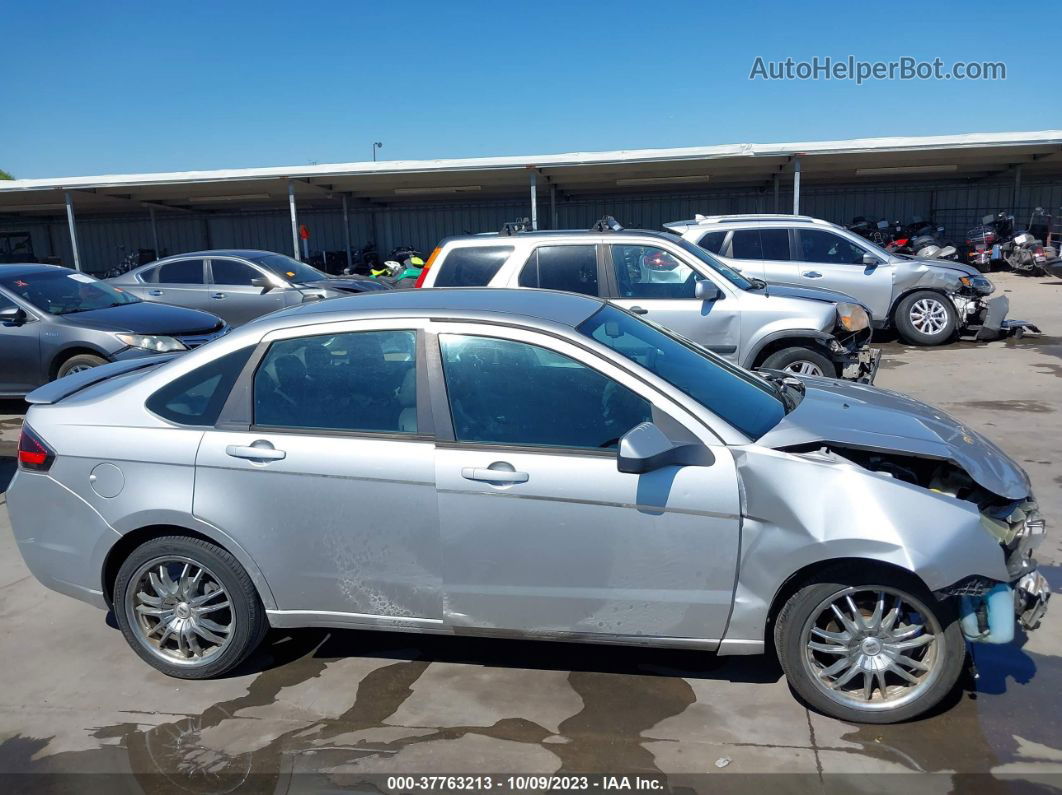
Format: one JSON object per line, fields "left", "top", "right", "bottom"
{"left": 801, "top": 271, "right": 823, "bottom": 278}
{"left": 148, "top": 290, "right": 163, "bottom": 296}
{"left": 226, "top": 443, "right": 286, "bottom": 461}
{"left": 629, "top": 306, "right": 649, "bottom": 315}
{"left": 461, "top": 467, "right": 529, "bottom": 483}
{"left": 211, "top": 292, "right": 227, "bottom": 299}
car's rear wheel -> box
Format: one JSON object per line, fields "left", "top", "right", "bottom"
{"left": 113, "top": 535, "right": 268, "bottom": 679}
{"left": 56, "top": 353, "right": 107, "bottom": 379}
{"left": 774, "top": 565, "right": 965, "bottom": 723}
{"left": 894, "top": 291, "right": 957, "bottom": 345}
{"left": 760, "top": 346, "right": 836, "bottom": 378}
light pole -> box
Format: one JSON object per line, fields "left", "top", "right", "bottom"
{"left": 372, "top": 141, "right": 383, "bottom": 161}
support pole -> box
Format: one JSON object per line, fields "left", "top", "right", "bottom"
{"left": 550, "top": 183, "right": 558, "bottom": 229}
{"left": 342, "top": 194, "right": 352, "bottom": 272}
{"left": 792, "top": 157, "right": 801, "bottom": 216}
{"left": 530, "top": 171, "right": 539, "bottom": 230}
{"left": 288, "top": 181, "right": 301, "bottom": 261}
{"left": 64, "top": 192, "right": 81, "bottom": 271}
{"left": 1013, "top": 164, "right": 1023, "bottom": 214}
{"left": 773, "top": 173, "right": 780, "bottom": 213}
{"left": 149, "top": 207, "right": 160, "bottom": 258}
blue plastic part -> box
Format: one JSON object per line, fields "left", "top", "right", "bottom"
{"left": 960, "top": 584, "right": 1015, "bottom": 644}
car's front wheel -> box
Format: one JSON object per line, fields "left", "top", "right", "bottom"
{"left": 56, "top": 353, "right": 107, "bottom": 379}
{"left": 113, "top": 535, "right": 268, "bottom": 679}
{"left": 894, "top": 291, "right": 957, "bottom": 345}
{"left": 774, "top": 565, "right": 965, "bottom": 723}
{"left": 760, "top": 346, "right": 836, "bottom": 378}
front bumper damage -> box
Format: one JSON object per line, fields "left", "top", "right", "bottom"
{"left": 827, "top": 328, "right": 880, "bottom": 384}
{"left": 950, "top": 293, "right": 1042, "bottom": 341}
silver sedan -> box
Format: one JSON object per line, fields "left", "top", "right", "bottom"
{"left": 6, "top": 288, "right": 1050, "bottom": 723}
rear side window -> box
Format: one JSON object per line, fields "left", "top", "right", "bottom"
{"left": 730, "top": 230, "right": 762, "bottom": 259}
{"left": 730, "top": 229, "right": 791, "bottom": 261}
{"left": 698, "top": 230, "right": 727, "bottom": 254}
{"left": 147, "top": 347, "right": 253, "bottom": 426}
{"left": 433, "top": 246, "right": 513, "bottom": 287}
{"left": 157, "top": 259, "right": 206, "bottom": 284}
{"left": 518, "top": 245, "right": 599, "bottom": 296}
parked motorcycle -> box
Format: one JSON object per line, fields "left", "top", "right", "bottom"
{"left": 370, "top": 257, "right": 424, "bottom": 289}
{"left": 342, "top": 241, "right": 380, "bottom": 275}
{"left": 966, "top": 212, "right": 1050, "bottom": 275}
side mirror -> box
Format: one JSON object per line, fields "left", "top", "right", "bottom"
{"left": 617, "top": 422, "right": 714, "bottom": 474}
{"left": 0, "top": 306, "right": 26, "bottom": 326}
{"left": 695, "top": 280, "right": 724, "bottom": 301}
{"left": 250, "top": 277, "right": 275, "bottom": 293}
{"left": 862, "top": 252, "right": 880, "bottom": 266}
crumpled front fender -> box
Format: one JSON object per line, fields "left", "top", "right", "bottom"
{"left": 721, "top": 446, "right": 1009, "bottom": 651}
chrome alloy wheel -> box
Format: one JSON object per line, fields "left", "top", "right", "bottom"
{"left": 800, "top": 587, "right": 943, "bottom": 712}
{"left": 65, "top": 364, "right": 96, "bottom": 374}
{"left": 126, "top": 556, "right": 235, "bottom": 666}
{"left": 783, "top": 360, "right": 825, "bottom": 377}
{"left": 909, "top": 297, "right": 949, "bottom": 336}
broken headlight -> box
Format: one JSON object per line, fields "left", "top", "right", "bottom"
{"left": 959, "top": 275, "right": 994, "bottom": 294}
{"left": 836, "top": 302, "right": 870, "bottom": 333}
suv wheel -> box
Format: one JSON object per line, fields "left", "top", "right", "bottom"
{"left": 113, "top": 535, "right": 268, "bottom": 679}
{"left": 760, "top": 346, "right": 835, "bottom": 378}
{"left": 894, "top": 291, "right": 957, "bottom": 345}
{"left": 774, "top": 564, "right": 964, "bottom": 724}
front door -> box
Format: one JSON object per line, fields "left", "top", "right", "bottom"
{"left": 207, "top": 258, "right": 286, "bottom": 326}
{"left": 193, "top": 323, "right": 441, "bottom": 621}
{"left": 793, "top": 229, "right": 895, "bottom": 321}
{"left": 605, "top": 242, "right": 741, "bottom": 361}
{"left": 430, "top": 326, "right": 741, "bottom": 642}
{"left": 0, "top": 294, "right": 41, "bottom": 394}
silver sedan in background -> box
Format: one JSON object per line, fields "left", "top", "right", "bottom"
{"left": 6, "top": 288, "right": 1050, "bottom": 723}
{"left": 109, "top": 249, "right": 388, "bottom": 326}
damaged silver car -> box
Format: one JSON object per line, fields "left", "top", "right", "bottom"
{"left": 667, "top": 215, "right": 1041, "bottom": 345}
{"left": 6, "top": 289, "right": 1050, "bottom": 723}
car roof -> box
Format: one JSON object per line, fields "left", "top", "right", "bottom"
{"left": 0, "top": 263, "right": 80, "bottom": 278}
{"left": 152, "top": 249, "right": 281, "bottom": 261}
{"left": 264, "top": 287, "right": 606, "bottom": 328}
{"left": 444, "top": 228, "right": 681, "bottom": 244}
{"left": 665, "top": 215, "right": 836, "bottom": 230}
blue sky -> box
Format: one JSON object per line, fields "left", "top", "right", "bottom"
{"left": 2, "top": 0, "right": 1059, "bottom": 178}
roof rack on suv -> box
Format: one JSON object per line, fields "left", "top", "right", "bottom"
{"left": 499, "top": 218, "right": 533, "bottom": 236}
{"left": 591, "top": 215, "right": 624, "bottom": 232}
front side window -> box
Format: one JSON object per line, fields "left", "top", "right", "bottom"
{"left": 157, "top": 259, "right": 206, "bottom": 284}
{"left": 610, "top": 244, "right": 698, "bottom": 299}
{"left": 147, "top": 347, "right": 254, "bottom": 426}
{"left": 798, "top": 230, "right": 867, "bottom": 265}
{"left": 433, "top": 246, "right": 513, "bottom": 287}
{"left": 440, "top": 334, "right": 651, "bottom": 449}
{"left": 518, "top": 245, "right": 599, "bottom": 295}
{"left": 0, "top": 270, "right": 140, "bottom": 315}
{"left": 578, "top": 305, "right": 785, "bottom": 439}
{"left": 254, "top": 330, "right": 417, "bottom": 433}
{"left": 211, "top": 259, "right": 262, "bottom": 287}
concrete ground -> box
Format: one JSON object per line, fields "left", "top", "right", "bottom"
{"left": 1, "top": 271, "right": 1060, "bottom": 792}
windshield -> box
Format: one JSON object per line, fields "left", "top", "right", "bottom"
{"left": 578, "top": 305, "right": 786, "bottom": 439}
{"left": 251, "top": 253, "right": 327, "bottom": 284}
{"left": 670, "top": 236, "right": 754, "bottom": 290}
{"left": 0, "top": 270, "right": 140, "bottom": 315}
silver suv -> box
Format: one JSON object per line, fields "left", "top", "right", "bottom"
{"left": 666, "top": 214, "right": 1035, "bottom": 346}
{"left": 418, "top": 221, "right": 879, "bottom": 381}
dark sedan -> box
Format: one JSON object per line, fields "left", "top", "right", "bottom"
{"left": 0, "top": 264, "right": 227, "bottom": 396}
{"left": 108, "top": 249, "right": 389, "bottom": 326}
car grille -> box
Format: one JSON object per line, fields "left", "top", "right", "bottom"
{"left": 176, "top": 326, "right": 229, "bottom": 349}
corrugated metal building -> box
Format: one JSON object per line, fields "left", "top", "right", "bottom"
{"left": 3, "top": 131, "right": 1062, "bottom": 274}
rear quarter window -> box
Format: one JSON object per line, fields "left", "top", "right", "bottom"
{"left": 146, "top": 347, "right": 253, "bottom": 426}
{"left": 432, "top": 246, "right": 513, "bottom": 287}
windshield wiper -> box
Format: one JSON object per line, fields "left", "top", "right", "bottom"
{"left": 755, "top": 370, "right": 804, "bottom": 412}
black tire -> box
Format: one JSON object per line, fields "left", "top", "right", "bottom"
{"left": 774, "top": 563, "right": 965, "bottom": 724}
{"left": 893, "top": 290, "right": 957, "bottom": 346}
{"left": 113, "top": 535, "right": 268, "bottom": 679}
{"left": 56, "top": 353, "right": 108, "bottom": 379}
{"left": 760, "top": 346, "right": 837, "bottom": 378}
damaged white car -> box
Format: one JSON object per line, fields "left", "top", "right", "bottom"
{"left": 667, "top": 214, "right": 1041, "bottom": 345}
{"left": 6, "top": 289, "right": 1050, "bottom": 725}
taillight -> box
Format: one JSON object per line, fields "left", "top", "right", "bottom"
{"left": 18, "top": 425, "right": 55, "bottom": 472}
{"left": 414, "top": 247, "right": 441, "bottom": 288}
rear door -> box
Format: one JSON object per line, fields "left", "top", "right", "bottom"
{"left": 604, "top": 241, "right": 741, "bottom": 361}
{"left": 793, "top": 228, "right": 893, "bottom": 320}
{"left": 145, "top": 259, "right": 211, "bottom": 312}
{"left": 0, "top": 292, "right": 41, "bottom": 393}
{"left": 725, "top": 227, "right": 797, "bottom": 285}
{"left": 515, "top": 243, "right": 604, "bottom": 296}
{"left": 207, "top": 257, "right": 286, "bottom": 326}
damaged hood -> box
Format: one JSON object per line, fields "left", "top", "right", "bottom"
{"left": 757, "top": 377, "right": 1031, "bottom": 499}
{"left": 891, "top": 255, "right": 982, "bottom": 279}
